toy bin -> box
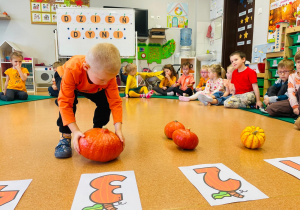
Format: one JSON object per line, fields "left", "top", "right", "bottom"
{"left": 289, "top": 45, "right": 300, "bottom": 56}
{"left": 268, "top": 78, "right": 277, "bottom": 86}
{"left": 257, "top": 78, "right": 264, "bottom": 87}
{"left": 267, "top": 57, "right": 283, "bottom": 67}
{"left": 269, "top": 69, "right": 279, "bottom": 78}
{"left": 289, "top": 33, "right": 300, "bottom": 45}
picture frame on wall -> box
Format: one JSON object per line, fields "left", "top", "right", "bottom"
{"left": 31, "top": 3, "right": 41, "bottom": 12}
{"left": 41, "top": 3, "right": 51, "bottom": 12}
{"left": 30, "top": 0, "right": 90, "bottom": 25}
{"left": 32, "top": 13, "right": 42, "bottom": 22}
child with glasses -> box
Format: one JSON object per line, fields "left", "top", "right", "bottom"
{"left": 264, "top": 59, "right": 294, "bottom": 107}
{"left": 195, "top": 65, "right": 209, "bottom": 92}
{"left": 266, "top": 54, "right": 300, "bottom": 129}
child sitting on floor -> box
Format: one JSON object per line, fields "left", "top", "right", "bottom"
{"left": 195, "top": 65, "right": 209, "bottom": 92}
{"left": 264, "top": 59, "right": 294, "bottom": 112}
{"left": 179, "top": 64, "right": 225, "bottom": 104}
{"left": 0, "top": 51, "right": 29, "bottom": 101}
{"left": 170, "top": 62, "right": 195, "bottom": 96}
{"left": 124, "top": 63, "right": 155, "bottom": 98}
{"left": 153, "top": 64, "right": 177, "bottom": 96}
{"left": 199, "top": 64, "right": 235, "bottom": 106}
{"left": 48, "top": 61, "right": 63, "bottom": 97}
{"left": 224, "top": 51, "right": 263, "bottom": 108}
{"left": 266, "top": 52, "right": 300, "bottom": 129}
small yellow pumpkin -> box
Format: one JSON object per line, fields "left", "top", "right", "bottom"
{"left": 241, "top": 126, "right": 265, "bottom": 149}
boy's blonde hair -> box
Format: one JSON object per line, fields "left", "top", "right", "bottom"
{"left": 85, "top": 43, "right": 121, "bottom": 74}
{"left": 201, "top": 65, "right": 209, "bottom": 71}
{"left": 209, "top": 64, "right": 226, "bottom": 79}
{"left": 10, "top": 51, "right": 23, "bottom": 60}
{"left": 227, "top": 64, "right": 235, "bottom": 73}
{"left": 294, "top": 50, "right": 300, "bottom": 62}
{"left": 278, "top": 58, "right": 294, "bottom": 70}
{"left": 52, "top": 61, "right": 63, "bottom": 68}
{"left": 123, "top": 63, "right": 137, "bottom": 74}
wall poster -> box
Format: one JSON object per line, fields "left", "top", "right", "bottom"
{"left": 30, "top": 0, "right": 90, "bottom": 25}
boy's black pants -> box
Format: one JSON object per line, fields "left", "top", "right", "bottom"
{"left": 55, "top": 72, "right": 111, "bottom": 134}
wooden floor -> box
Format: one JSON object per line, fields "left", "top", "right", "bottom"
{"left": 1, "top": 96, "right": 300, "bottom": 209}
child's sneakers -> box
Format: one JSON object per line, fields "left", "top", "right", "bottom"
{"left": 179, "top": 96, "right": 190, "bottom": 102}
{"left": 167, "top": 92, "right": 174, "bottom": 96}
{"left": 55, "top": 134, "right": 72, "bottom": 158}
{"left": 146, "top": 90, "right": 154, "bottom": 98}
{"left": 295, "top": 116, "right": 300, "bottom": 129}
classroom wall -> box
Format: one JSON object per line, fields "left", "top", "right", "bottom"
{"left": 0, "top": 0, "right": 270, "bottom": 69}
{"left": 0, "top": 0, "right": 209, "bottom": 69}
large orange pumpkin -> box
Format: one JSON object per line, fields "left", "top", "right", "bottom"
{"left": 241, "top": 126, "right": 265, "bottom": 149}
{"left": 172, "top": 128, "right": 199, "bottom": 150}
{"left": 79, "top": 128, "right": 124, "bottom": 162}
{"left": 164, "top": 120, "right": 185, "bottom": 139}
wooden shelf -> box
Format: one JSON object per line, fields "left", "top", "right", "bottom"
{"left": 0, "top": 14, "right": 10, "bottom": 20}
{"left": 149, "top": 28, "right": 168, "bottom": 39}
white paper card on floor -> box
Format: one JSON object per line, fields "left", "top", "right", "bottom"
{"left": 179, "top": 163, "right": 268, "bottom": 206}
{"left": 264, "top": 156, "right": 300, "bottom": 179}
{"left": 0, "top": 179, "right": 32, "bottom": 210}
{"left": 71, "top": 171, "right": 142, "bottom": 210}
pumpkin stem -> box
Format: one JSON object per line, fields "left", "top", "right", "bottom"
{"left": 252, "top": 130, "right": 258, "bottom": 135}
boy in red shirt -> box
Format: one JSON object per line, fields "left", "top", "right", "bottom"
{"left": 54, "top": 43, "right": 124, "bottom": 158}
{"left": 224, "top": 51, "right": 263, "bottom": 108}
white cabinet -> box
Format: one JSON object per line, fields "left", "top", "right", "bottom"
{"left": 179, "top": 57, "right": 200, "bottom": 88}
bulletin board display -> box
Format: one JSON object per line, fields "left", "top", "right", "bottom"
{"left": 268, "top": 0, "right": 300, "bottom": 42}
{"left": 30, "top": 0, "right": 90, "bottom": 25}
{"left": 56, "top": 8, "right": 135, "bottom": 57}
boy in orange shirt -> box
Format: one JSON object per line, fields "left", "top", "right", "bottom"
{"left": 54, "top": 43, "right": 124, "bottom": 158}
{"left": 0, "top": 51, "right": 29, "bottom": 101}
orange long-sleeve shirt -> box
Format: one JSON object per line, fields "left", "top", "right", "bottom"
{"left": 57, "top": 55, "right": 122, "bottom": 126}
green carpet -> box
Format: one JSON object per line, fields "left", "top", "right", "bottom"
{"left": 0, "top": 95, "right": 52, "bottom": 106}
{"left": 119, "top": 93, "right": 179, "bottom": 99}
{"left": 240, "top": 108, "right": 295, "bottom": 124}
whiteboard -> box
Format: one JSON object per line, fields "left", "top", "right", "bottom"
{"left": 56, "top": 7, "right": 135, "bottom": 57}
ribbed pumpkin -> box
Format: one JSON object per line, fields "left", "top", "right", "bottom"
{"left": 79, "top": 128, "right": 124, "bottom": 162}
{"left": 172, "top": 128, "right": 199, "bottom": 150}
{"left": 241, "top": 126, "right": 265, "bottom": 149}
{"left": 164, "top": 120, "right": 185, "bottom": 139}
